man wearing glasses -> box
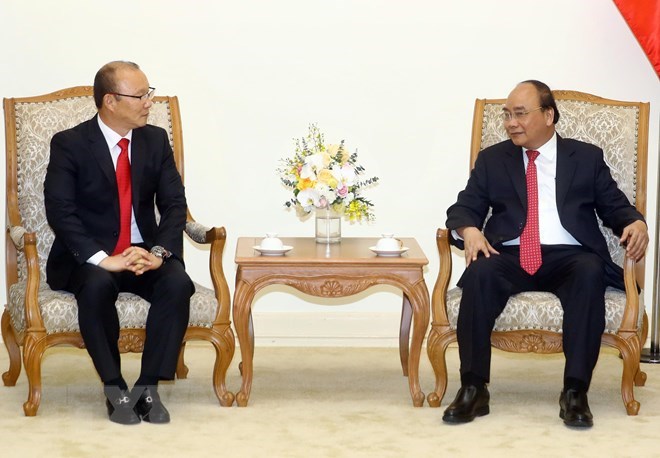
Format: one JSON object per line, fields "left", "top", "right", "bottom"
{"left": 44, "top": 61, "right": 194, "bottom": 424}
{"left": 442, "top": 80, "right": 648, "bottom": 427}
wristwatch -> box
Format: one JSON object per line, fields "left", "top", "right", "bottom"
{"left": 150, "top": 245, "right": 172, "bottom": 262}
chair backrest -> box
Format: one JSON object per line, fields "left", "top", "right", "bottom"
{"left": 4, "top": 86, "right": 186, "bottom": 289}
{"left": 469, "top": 90, "right": 650, "bottom": 271}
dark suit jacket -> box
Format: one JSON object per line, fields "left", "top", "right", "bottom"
{"left": 44, "top": 115, "right": 188, "bottom": 290}
{"left": 445, "top": 135, "right": 644, "bottom": 284}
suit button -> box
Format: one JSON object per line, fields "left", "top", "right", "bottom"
{"left": 113, "top": 231, "right": 118, "bottom": 237}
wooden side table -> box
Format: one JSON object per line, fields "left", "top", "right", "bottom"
{"left": 233, "top": 236, "right": 430, "bottom": 406}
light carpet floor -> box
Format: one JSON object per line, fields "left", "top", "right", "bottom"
{"left": 0, "top": 344, "right": 659, "bottom": 458}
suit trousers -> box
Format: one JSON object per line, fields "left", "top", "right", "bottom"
{"left": 456, "top": 245, "right": 617, "bottom": 388}
{"left": 65, "top": 259, "right": 194, "bottom": 383}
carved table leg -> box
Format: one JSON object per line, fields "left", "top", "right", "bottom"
{"left": 406, "top": 281, "right": 429, "bottom": 407}
{"left": 399, "top": 295, "right": 412, "bottom": 377}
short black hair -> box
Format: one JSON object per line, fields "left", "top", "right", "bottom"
{"left": 93, "top": 61, "right": 140, "bottom": 109}
{"left": 519, "top": 79, "right": 560, "bottom": 124}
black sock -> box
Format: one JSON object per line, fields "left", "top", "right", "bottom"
{"left": 104, "top": 376, "right": 128, "bottom": 391}
{"left": 134, "top": 375, "right": 160, "bottom": 391}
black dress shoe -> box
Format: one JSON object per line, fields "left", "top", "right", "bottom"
{"left": 134, "top": 387, "right": 170, "bottom": 424}
{"left": 442, "top": 385, "right": 490, "bottom": 424}
{"left": 559, "top": 388, "right": 593, "bottom": 428}
{"left": 104, "top": 387, "right": 141, "bottom": 425}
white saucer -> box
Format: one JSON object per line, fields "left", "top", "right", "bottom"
{"left": 253, "top": 245, "right": 293, "bottom": 256}
{"left": 369, "top": 246, "right": 409, "bottom": 257}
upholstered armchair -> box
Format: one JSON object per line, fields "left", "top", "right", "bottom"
{"left": 427, "top": 90, "right": 650, "bottom": 415}
{"left": 3, "top": 86, "right": 235, "bottom": 415}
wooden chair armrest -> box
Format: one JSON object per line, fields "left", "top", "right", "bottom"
{"left": 193, "top": 223, "right": 231, "bottom": 325}
{"left": 183, "top": 217, "right": 230, "bottom": 323}
{"left": 619, "top": 256, "right": 641, "bottom": 336}
{"left": 431, "top": 228, "right": 454, "bottom": 326}
{"left": 18, "top": 231, "right": 47, "bottom": 333}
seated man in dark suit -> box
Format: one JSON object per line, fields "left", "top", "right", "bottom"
{"left": 442, "top": 80, "right": 648, "bottom": 427}
{"left": 44, "top": 61, "right": 194, "bottom": 424}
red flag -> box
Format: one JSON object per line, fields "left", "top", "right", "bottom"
{"left": 613, "top": 0, "right": 660, "bottom": 77}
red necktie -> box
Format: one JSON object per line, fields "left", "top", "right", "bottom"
{"left": 112, "top": 138, "right": 132, "bottom": 255}
{"left": 520, "top": 150, "right": 542, "bottom": 275}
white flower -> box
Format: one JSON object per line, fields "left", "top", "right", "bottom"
{"left": 313, "top": 182, "right": 333, "bottom": 203}
{"left": 342, "top": 192, "right": 355, "bottom": 205}
{"left": 330, "top": 165, "right": 344, "bottom": 183}
{"left": 340, "top": 164, "right": 356, "bottom": 185}
{"left": 305, "top": 153, "right": 324, "bottom": 171}
{"left": 300, "top": 162, "right": 316, "bottom": 180}
{"left": 297, "top": 188, "right": 321, "bottom": 212}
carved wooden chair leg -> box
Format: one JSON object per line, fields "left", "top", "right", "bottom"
{"left": 634, "top": 367, "right": 647, "bottom": 386}
{"left": 210, "top": 326, "right": 236, "bottom": 407}
{"left": 176, "top": 341, "right": 189, "bottom": 379}
{"left": 399, "top": 295, "right": 413, "bottom": 376}
{"left": 426, "top": 328, "right": 453, "bottom": 407}
{"left": 1, "top": 310, "right": 21, "bottom": 386}
{"left": 22, "top": 333, "right": 46, "bottom": 416}
{"left": 619, "top": 340, "right": 641, "bottom": 415}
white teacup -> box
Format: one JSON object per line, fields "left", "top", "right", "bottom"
{"left": 260, "top": 232, "right": 284, "bottom": 250}
{"left": 376, "top": 233, "right": 402, "bottom": 251}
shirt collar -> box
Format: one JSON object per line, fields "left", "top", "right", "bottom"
{"left": 97, "top": 115, "right": 133, "bottom": 150}
{"left": 523, "top": 132, "right": 557, "bottom": 161}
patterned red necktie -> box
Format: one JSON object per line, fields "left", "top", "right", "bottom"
{"left": 520, "top": 150, "right": 542, "bottom": 275}
{"left": 112, "top": 138, "right": 132, "bottom": 255}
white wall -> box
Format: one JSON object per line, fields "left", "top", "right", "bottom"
{"left": 1, "top": 0, "right": 658, "bottom": 345}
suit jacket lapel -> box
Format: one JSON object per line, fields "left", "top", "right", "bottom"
{"left": 87, "top": 116, "right": 116, "bottom": 186}
{"left": 555, "top": 134, "right": 577, "bottom": 211}
{"left": 130, "top": 128, "right": 147, "bottom": 220}
{"left": 502, "top": 142, "right": 526, "bottom": 206}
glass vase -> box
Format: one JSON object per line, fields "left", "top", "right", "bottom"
{"left": 315, "top": 207, "right": 341, "bottom": 244}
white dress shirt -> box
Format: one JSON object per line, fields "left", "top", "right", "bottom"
{"left": 452, "top": 133, "right": 581, "bottom": 246}
{"left": 87, "top": 117, "right": 145, "bottom": 264}
{"left": 503, "top": 133, "right": 580, "bottom": 246}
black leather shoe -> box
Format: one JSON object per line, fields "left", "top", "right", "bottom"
{"left": 104, "top": 387, "right": 141, "bottom": 425}
{"left": 134, "top": 387, "right": 170, "bottom": 424}
{"left": 442, "top": 385, "right": 490, "bottom": 424}
{"left": 559, "top": 388, "right": 593, "bottom": 428}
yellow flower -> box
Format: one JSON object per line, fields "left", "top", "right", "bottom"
{"left": 344, "top": 200, "right": 373, "bottom": 222}
{"left": 317, "top": 169, "right": 338, "bottom": 188}
{"left": 326, "top": 144, "right": 349, "bottom": 165}
{"left": 321, "top": 151, "right": 332, "bottom": 167}
{"left": 297, "top": 177, "right": 315, "bottom": 191}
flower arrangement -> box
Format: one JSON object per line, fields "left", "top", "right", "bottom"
{"left": 279, "top": 124, "right": 379, "bottom": 222}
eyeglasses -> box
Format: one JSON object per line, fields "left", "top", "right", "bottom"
{"left": 500, "top": 106, "right": 543, "bottom": 122}
{"left": 110, "top": 87, "right": 156, "bottom": 101}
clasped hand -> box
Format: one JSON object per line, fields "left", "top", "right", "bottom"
{"left": 99, "top": 247, "right": 163, "bottom": 275}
